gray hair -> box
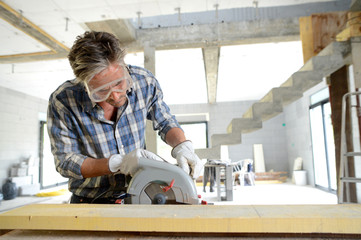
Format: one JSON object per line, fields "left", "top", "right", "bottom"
{"left": 68, "top": 31, "right": 127, "bottom": 82}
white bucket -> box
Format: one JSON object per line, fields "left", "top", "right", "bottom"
{"left": 293, "top": 170, "right": 307, "bottom": 186}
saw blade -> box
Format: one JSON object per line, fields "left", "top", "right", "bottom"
{"left": 144, "top": 181, "right": 177, "bottom": 204}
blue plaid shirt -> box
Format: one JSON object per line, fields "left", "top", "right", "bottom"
{"left": 47, "top": 65, "right": 180, "bottom": 198}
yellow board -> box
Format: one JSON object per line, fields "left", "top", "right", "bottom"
{"left": 1, "top": 204, "right": 361, "bottom": 234}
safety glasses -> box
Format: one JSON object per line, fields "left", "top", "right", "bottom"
{"left": 85, "top": 65, "right": 133, "bottom": 102}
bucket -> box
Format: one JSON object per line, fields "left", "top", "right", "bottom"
{"left": 293, "top": 170, "right": 307, "bottom": 186}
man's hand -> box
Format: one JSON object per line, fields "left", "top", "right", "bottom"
{"left": 108, "top": 149, "right": 163, "bottom": 176}
{"left": 171, "top": 140, "right": 204, "bottom": 179}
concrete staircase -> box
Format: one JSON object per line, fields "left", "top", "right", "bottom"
{"left": 195, "top": 40, "right": 351, "bottom": 159}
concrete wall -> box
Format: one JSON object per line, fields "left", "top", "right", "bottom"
{"left": 284, "top": 81, "right": 328, "bottom": 187}
{"left": 169, "top": 101, "right": 289, "bottom": 173}
{"left": 0, "top": 86, "right": 48, "bottom": 186}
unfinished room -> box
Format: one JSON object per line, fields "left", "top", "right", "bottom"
{"left": 0, "top": 0, "right": 361, "bottom": 239}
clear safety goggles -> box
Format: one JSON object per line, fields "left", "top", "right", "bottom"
{"left": 85, "top": 65, "right": 133, "bottom": 102}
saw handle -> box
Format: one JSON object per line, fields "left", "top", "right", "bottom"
{"left": 162, "top": 179, "right": 175, "bottom": 192}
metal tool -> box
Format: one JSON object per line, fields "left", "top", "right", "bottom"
{"left": 125, "top": 157, "right": 200, "bottom": 205}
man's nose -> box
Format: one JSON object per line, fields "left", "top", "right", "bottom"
{"left": 109, "top": 91, "right": 124, "bottom": 100}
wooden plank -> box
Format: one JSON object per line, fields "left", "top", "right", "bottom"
{"left": 336, "top": 25, "right": 361, "bottom": 41}
{"left": 336, "top": 12, "right": 361, "bottom": 41}
{"left": 1, "top": 204, "right": 361, "bottom": 234}
{"left": 329, "top": 66, "right": 357, "bottom": 203}
{"left": 299, "top": 16, "right": 314, "bottom": 63}
{"left": 2, "top": 229, "right": 360, "bottom": 239}
{"left": 299, "top": 12, "right": 348, "bottom": 63}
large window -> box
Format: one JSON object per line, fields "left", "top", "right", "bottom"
{"left": 156, "top": 122, "right": 208, "bottom": 163}
{"left": 39, "top": 121, "right": 67, "bottom": 188}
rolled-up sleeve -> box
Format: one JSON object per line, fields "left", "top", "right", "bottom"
{"left": 47, "top": 98, "right": 86, "bottom": 179}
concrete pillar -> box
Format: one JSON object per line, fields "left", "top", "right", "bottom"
{"left": 144, "top": 44, "right": 158, "bottom": 153}
{"left": 202, "top": 46, "right": 220, "bottom": 104}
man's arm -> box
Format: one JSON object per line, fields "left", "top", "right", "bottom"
{"left": 165, "top": 127, "right": 186, "bottom": 147}
{"left": 81, "top": 157, "right": 111, "bottom": 178}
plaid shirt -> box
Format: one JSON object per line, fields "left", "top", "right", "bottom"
{"left": 47, "top": 65, "right": 180, "bottom": 198}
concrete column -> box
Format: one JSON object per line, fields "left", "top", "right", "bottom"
{"left": 202, "top": 46, "right": 220, "bottom": 104}
{"left": 144, "top": 44, "right": 158, "bottom": 153}
{"left": 144, "top": 44, "right": 156, "bottom": 75}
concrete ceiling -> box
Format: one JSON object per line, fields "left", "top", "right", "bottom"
{"left": 0, "top": 0, "right": 352, "bottom": 104}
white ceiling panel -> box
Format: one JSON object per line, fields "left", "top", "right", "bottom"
{"left": 0, "top": 20, "right": 50, "bottom": 55}
{"left": 65, "top": 7, "right": 119, "bottom": 22}
{"left": 40, "top": 23, "right": 86, "bottom": 47}
{"left": 52, "top": 0, "right": 108, "bottom": 10}
{"left": 22, "top": 10, "right": 69, "bottom": 27}
{"left": 2, "top": 0, "right": 60, "bottom": 13}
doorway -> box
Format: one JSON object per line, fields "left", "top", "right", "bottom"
{"left": 309, "top": 89, "right": 337, "bottom": 193}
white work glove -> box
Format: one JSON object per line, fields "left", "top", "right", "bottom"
{"left": 171, "top": 140, "right": 203, "bottom": 180}
{"left": 108, "top": 149, "right": 163, "bottom": 176}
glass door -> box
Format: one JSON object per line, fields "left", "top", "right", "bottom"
{"left": 309, "top": 101, "right": 337, "bottom": 192}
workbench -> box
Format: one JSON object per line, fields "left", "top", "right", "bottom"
{"left": 0, "top": 204, "right": 361, "bottom": 239}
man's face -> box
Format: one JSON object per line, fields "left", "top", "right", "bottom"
{"left": 86, "top": 63, "right": 132, "bottom": 108}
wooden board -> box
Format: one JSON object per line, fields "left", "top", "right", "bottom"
{"left": 1, "top": 204, "right": 361, "bottom": 235}
{"left": 299, "top": 11, "right": 348, "bottom": 63}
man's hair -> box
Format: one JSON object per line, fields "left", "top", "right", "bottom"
{"left": 68, "top": 31, "right": 126, "bottom": 82}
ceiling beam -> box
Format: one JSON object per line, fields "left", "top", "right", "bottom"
{"left": 86, "top": 19, "right": 136, "bottom": 46}
{"left": 0, "top": 1, "right": 69, "bottom": 63}
{"left": 126, "top": 18, "right": 300, "bottom": 52}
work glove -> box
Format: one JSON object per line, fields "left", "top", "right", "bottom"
{"left": 108, "top": 149, "right": 163, "bottom": 176}
{"left": 171, "top": 140, "right": 204, "bottom": 180}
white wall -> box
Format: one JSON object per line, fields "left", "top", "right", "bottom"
{"left": 0, "top": 86, "right": 48, "bottom": 186}
{"left": 284, "top": 81, "right": 328, "bottom": 186}
{"left": 170, "top": 101, "right": 289, "bottom": 172}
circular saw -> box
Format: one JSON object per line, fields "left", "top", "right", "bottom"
{"left": 125, "top": 157, "right": 200, "bottom": 205}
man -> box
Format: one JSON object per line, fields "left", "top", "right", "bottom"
{"left": 47, "top": 31, "right": 203, "bottom": 203}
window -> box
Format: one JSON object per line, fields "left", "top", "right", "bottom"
{"left": 156, "top": 122, "right": 208, "bottom": 163}
{"left": 309, "top": 89, "right": 336, "bottom": 192}
{"left": 39, "top": 121, "right": 67, "bottom": 188}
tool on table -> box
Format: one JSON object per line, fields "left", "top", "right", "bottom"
{"left": 125, "top": 157, "right": 201, "bottom": 205}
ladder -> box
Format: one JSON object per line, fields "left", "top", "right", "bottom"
{"left": 338, "top": 91, "right": 361, "bottom": 203}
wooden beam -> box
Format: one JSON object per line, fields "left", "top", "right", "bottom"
{"left": 299, "top": 11, "right": 348, "bottom": 63}
{"left": 0, "top": 1, "right": 69, "bottom": 63}
{"left": 1, "top": 204, "right": 361, "bottom": 235}
{"left": 336, "top": 12, "right": 361, "bottom": 41}
{"left": 329, "top": 66, "right": 357, "bottom": 203}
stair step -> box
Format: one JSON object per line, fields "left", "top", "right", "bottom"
{"left": 211, "top": 133, "right": 241, "bottom": 147}
{"left": 227, "top": 118, "right": 262, "bottom": 134}
{"left": 281, "top": 70, "right": 324, "bottom": 92}
{"left": 242, "top": 102, "right": 283, "bottom": 121}
{"left": 195, "top": 146, "right": 221, "bottom": 159}
{"left": 317, "top": 40, "right": 351, "bottom": 58}
{"left": 194, "top": 40, "right": 350, "bottom": 159}
{"left": 260, "top": 87, "right": 303, "bottom": 106}
{"left": 300, "top": 54, "right": 345, "bottom": 76}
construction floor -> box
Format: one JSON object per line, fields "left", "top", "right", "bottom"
{"left": 200, "top": 180, "right": 337, "bottom": 205}
{"left": 0, "top": 180, "right": 337, "bottom": 213}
